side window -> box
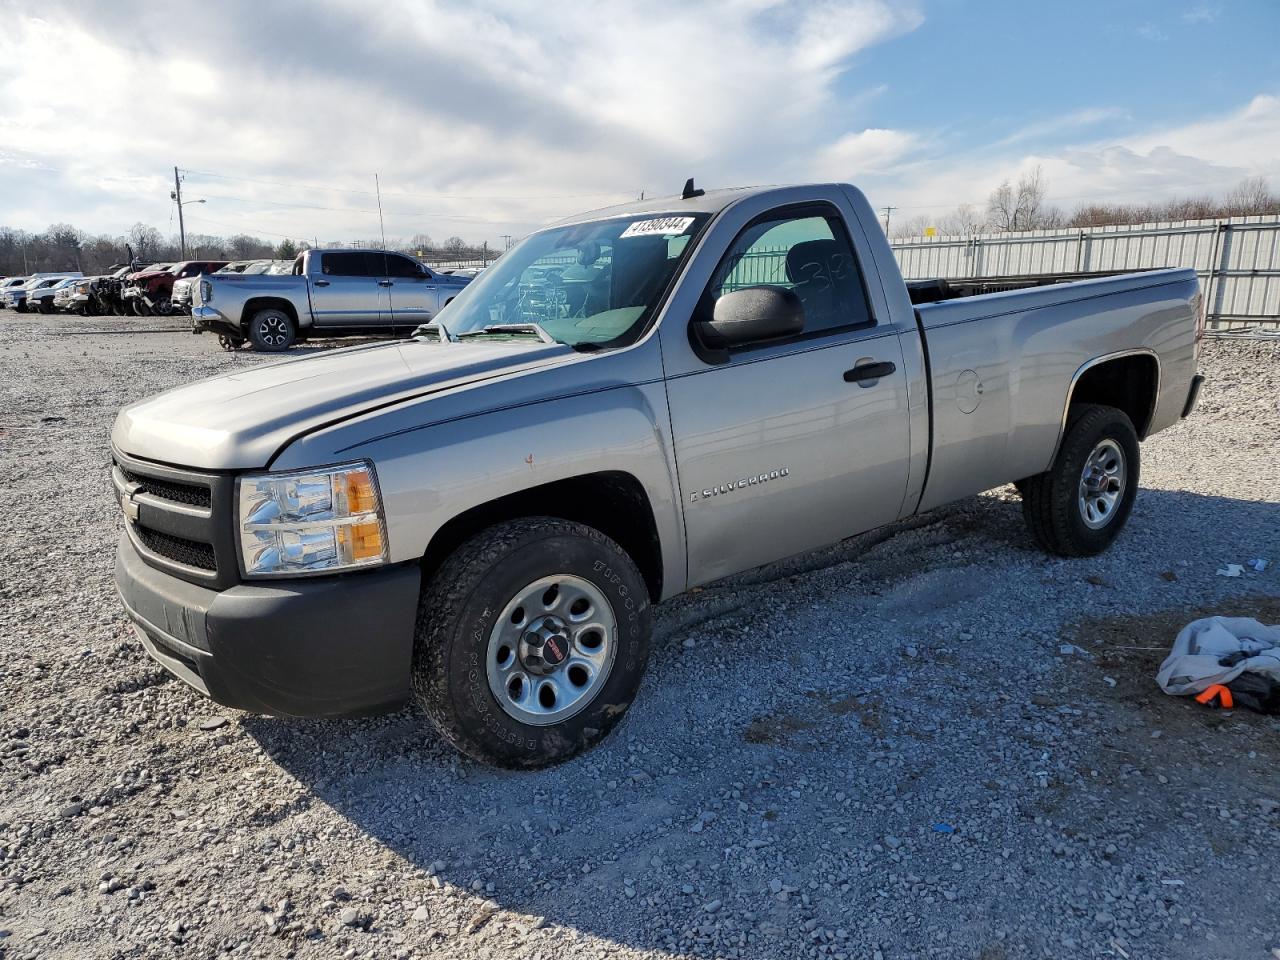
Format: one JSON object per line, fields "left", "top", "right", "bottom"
{"left": 321, "top": 252, "right": 376, "bottom": 277}
{"left": 386, "top": 254, "right": 425, "bottom": 279}
{"left": 707, "top": 211, "right": 872, "bottom": 336}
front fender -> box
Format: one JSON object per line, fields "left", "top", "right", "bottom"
{"left": 269, "top": 345, "right": 687, "bottom": 597}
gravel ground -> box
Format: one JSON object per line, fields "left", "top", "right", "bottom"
{"left": 1, "top": 316, "right": 1278, "bottom": 960}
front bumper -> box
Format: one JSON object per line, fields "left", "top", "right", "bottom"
{"left": 115, "top": 534, "right": 420, "bottom": 716}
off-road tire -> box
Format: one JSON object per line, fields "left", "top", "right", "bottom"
{"left": 1019, "top": 403, "right": 1140, "bottom": 557}
{"left": 412, "top": 517, "right": 652, "bottom": 768}
{"left": 247, "top": 308, "right": 296, "bottom": 352}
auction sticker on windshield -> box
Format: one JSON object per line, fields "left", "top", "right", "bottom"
{"left": 619, "top": 216, "right": 696, "bottom": 239}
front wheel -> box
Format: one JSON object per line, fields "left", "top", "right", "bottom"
{"left": 1019, "top": 403, "right": 1140, "bottom": 557}
{"left": 247, "top": 309, "right": 296, "bottom": 352}
{"left": 412, "top": 517, "right": 652, "bottom": 768}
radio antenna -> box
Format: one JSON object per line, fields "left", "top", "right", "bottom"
{"left": 375, "top": 174, "right": 393, "bottom": 317}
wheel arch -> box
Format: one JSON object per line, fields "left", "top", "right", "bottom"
{"left": 1062, "top": 349, "right": 1160, "bottom": 441}
{"left": 241, "top": 297, "right": 300, "bottom": 329}
{"left": 420, "top": 470, "right": 664, "bottom": 602}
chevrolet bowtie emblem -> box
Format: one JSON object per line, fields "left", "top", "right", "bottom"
{"left": 121, "top": 482, "right": 142, "bottom": 521}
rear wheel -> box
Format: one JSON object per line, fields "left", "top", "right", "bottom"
{"left": 1019, "top": 404, "right": 1140, "bottom": 557}
{"left": 412, "top": 517, "right": 651, "bottom": 768}
{"left": 247, "top": 308, "right": 296, "bottom": 352}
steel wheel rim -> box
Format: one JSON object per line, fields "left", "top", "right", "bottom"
{"left": 261, "top": 316, "right": 288, "bottom": 347}
{"left": 1078, "top": 438, "right": 1126, "bottom": 529}
{"left": 486, "top": 574, "right": 617, "bottom": 726}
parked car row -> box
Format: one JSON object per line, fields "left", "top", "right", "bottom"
{"left": 1, "top": 272, "right": 84, "bottom": 313}
{"left": 3, "top": 252, "right": 478, "bottom": 351}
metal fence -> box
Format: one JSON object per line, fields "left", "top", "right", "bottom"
{"left": 890, "top": 216, "right": 1280, "bottom": 331}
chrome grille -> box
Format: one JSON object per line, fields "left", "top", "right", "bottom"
{"left": 119, "top": 468, "right": 212, "bottom": 508}
{"left": 112, "top": 450, "right": 238, "bottom": 589}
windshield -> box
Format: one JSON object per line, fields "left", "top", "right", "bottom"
{"left": 242, "top": 261, "right": 273, "bottom": 275}
{"left": 430, "top": 212, "right": 709, "bottom": 349}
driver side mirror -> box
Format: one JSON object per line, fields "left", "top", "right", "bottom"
{"left": 694, "top": 285, "right": 804, "bottom": 350}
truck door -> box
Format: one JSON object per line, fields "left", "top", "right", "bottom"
{"left": 665, "top": 204, "right": 912, "bottom": 584}
{"left": 382, "top": 253, "right": 439, "bottom": 329}
{"left": 310, "top": 252, "right": 391, "bottom": 327}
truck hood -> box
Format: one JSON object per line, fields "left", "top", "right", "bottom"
{"left": 113, "top": 339, "right": 576, "bottom": 470}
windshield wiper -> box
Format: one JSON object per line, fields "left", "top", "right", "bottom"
{"left": 411, "top": 320, "right": 455, "bottom": 342}
{"left": 457, "top": 323, "right": 557, "bottom": 344}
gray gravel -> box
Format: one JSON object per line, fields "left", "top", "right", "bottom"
{"left": 1, "top": 316, "right": 1278, "bottom": 960}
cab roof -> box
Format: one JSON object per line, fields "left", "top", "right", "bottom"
{"left": 549, "top": 183, "right": 844, "bottom": 228}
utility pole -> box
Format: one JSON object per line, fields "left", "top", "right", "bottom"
{"left": 172, "top": 166, "right": 187, "bottom": 258}
{"left": 482, "top": 240, "right": 489, "bottom": 265}
{"left": 500, "top": 234, "right": 513, "bottom": 252}
{"left": 881, "top": 206, "right": 896, "bottom": 236}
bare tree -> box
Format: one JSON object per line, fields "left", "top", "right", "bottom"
{"left": 126, "top": 223, "right": 163, "bottom": 261}
{"left": 938, "top": 203, "right": 985, "bottom": 237}
{"left": 1224, "top": 176, "right": 1278, "bottom": 217}
{"left": 986, "top": 166, "right": 1058, "bottom": 232}
{"left": 888, "top": 214, "right": 931, "bottom": 240}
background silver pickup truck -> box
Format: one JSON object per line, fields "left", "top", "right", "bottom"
{"left": 192, "top": 248, "right": 472, "bottom": 351}
{"left": 113, "top": 182, "right": 1203, "bottom": 768}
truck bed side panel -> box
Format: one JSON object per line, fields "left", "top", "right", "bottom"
{"left": 915, "top": 270, "right": 1198, "bottom": 513}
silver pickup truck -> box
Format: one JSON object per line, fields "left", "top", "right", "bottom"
{"left": 192, "top": 248, "right": 472, "bottom": 351}
{"left": 113, "top": 182, "right": 1204, "bottom": 768}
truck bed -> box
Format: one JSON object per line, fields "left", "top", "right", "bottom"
{"left": 905, "top": 267, "right": 1200, "bottom": 512}
{"left": 905, "top": 268, "right": 1166, "bottom": 305}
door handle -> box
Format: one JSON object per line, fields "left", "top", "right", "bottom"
{"left": 313, "top": 279, "right": 330, "bottom": 286}
{"left": 378, "top": 280, "right": 394, "bottom": 287}
{"left": 843, "top": 360, "right": 896, "bottom": 383}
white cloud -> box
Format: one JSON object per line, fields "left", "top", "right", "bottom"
{"left": 1181, "top": 5, "right": 1220, "bottom": 24}
{"left": 0, "top": 0, "right": 922, "bottom": 242}
{"left": 815, "top": 129, "right": 922, "bottom": 178}
{"left": 850, "top": 94, "right": 1280, "bottom": 224}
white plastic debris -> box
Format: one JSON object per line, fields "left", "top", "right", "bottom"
{"left": 1247, "top": 558, "right": 1269, "bottom": 572}
{"left": 1156, "top": 617, "right": 1280, "bottom": 697}
{"left": 1216, "top": 564, "right": 1244, "bottom": 577}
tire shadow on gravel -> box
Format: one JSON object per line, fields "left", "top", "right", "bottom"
{"left": 239, "top": 487, "right": 1278, "bottom": 957}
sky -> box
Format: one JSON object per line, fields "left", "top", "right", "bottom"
{"left": 0, "top": 0, "right": 1277, "bottom": 246}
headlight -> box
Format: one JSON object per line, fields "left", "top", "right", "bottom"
{"left": 236, "top": 461, "right": 388, "bottom": 577}
{"left": 199, "top": 279, "right": 212, "bottom": 303}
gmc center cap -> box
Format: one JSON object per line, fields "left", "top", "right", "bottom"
{"left": 524, "top": 616, "right": 571, "bottom": 670}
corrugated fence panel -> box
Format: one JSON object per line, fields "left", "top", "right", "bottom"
{"left": 891, "top": 216, "right": 1280, "bottom": 329}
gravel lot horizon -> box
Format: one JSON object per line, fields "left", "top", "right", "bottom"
{"left": 1, "top": 317, "right": 1277, "bottom": 960}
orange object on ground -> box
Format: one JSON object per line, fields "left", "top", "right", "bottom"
{"left": 1195, "top": 684, "right": 1234, "bottom": 709}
